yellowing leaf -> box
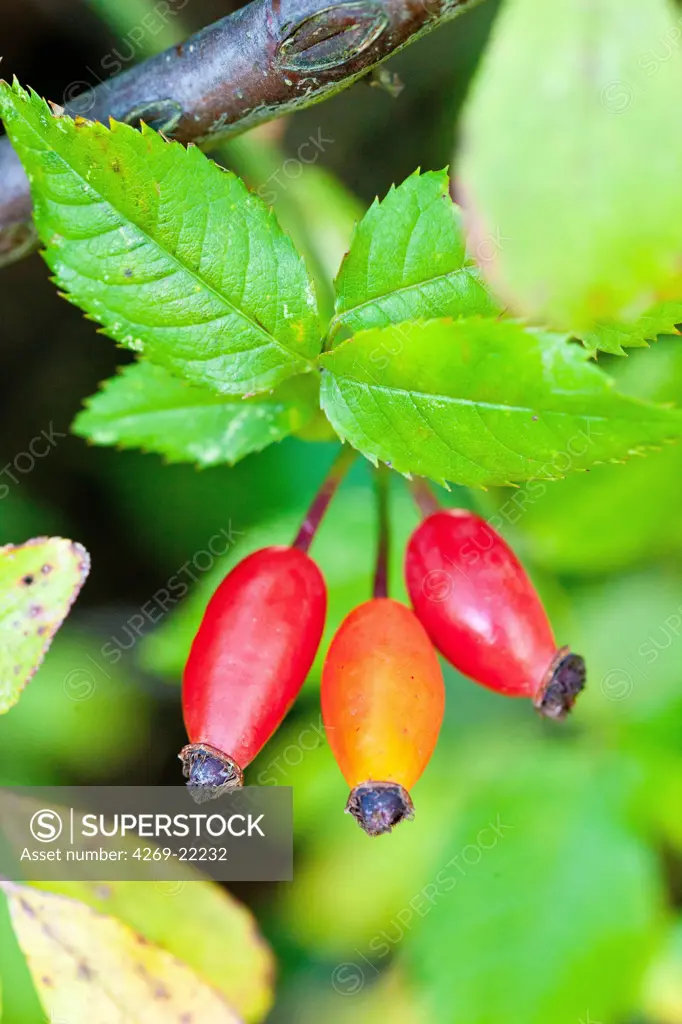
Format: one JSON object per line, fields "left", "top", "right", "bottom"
{"left": 37, "top": 879, "right": 274, "bottom": 1022}
{"left": 2, "top": 882, "right": 242, "bottom": 1023}
{"left": 0, "top": 537, "right": 90, "bottom": 713}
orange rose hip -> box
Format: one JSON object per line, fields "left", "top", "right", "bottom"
{"left": 321, "top": 597, "right": 445, "bottom": 837}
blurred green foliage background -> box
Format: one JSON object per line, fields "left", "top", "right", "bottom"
{"left": 2, "top": 0, "right": 682, "bottom": 1021}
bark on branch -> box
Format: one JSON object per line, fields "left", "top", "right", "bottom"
{"left": 0, "top": 0, "right": 482, "bottom": 267}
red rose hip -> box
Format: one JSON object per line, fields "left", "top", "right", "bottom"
{"left": 405, "top": 509, "right": 585, "bottom": 719}
{"left": 180, "top": 545, "right": 326, "bottom": 797}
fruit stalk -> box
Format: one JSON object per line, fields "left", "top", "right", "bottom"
{"left": 373, "top": 466, "right": 391, "bottom": 599}
{"left": 409, "top": 477, "right": 442, "bottom": 519}
{"left": 293, "top": 446, "right": 357, "bottom": 553}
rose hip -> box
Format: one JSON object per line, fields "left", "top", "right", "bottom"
{"left": 322, "top": 597, "right": 445, "bottom": 836}
{"left": 405, "top": 509, "right": 585, "bottom": 719}
{"left": 180, "top": 545, "right": 326, "bottom": 798}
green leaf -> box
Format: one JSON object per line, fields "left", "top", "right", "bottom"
{"left": 406, "top": 742, "right": 663, "bottom": 1024}
{"left": 459, "top": 0, "right": 682, "bottom": 330}
{"left": 0, "top": 538, "right": 90, "bottom": 713}
{"left": 73, "top": 361, "right": 320, "bottom": 466}
{"left": 0, "top": 81, "right": 321, "bottom": 395}
{"left": 319, "top": 318, "right": 682, "bottom": 487}
{"left": 580, "top": 300, "right": 682, "bottom": 356}
{"left": 34, "top": 879, "right": 274, "bottom": 1022}
{"left": 330, "top": 169, "right": 498, "bottom": 338}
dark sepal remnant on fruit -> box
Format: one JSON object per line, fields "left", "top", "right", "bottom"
{"left": 179, "top": 743, "right": 244, "bottom": 804}
{"left": 534, "top": 648, "right": 587, "bottom": 721}
{"left": 345, "top": 781, "right": 415, "bottom": 837}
